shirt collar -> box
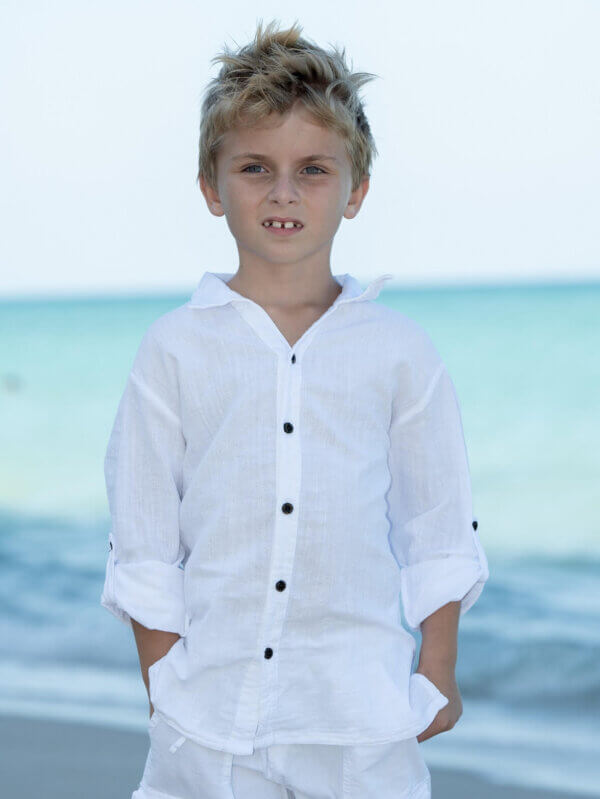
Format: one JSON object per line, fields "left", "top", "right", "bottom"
{"left": 188, "top": 271, "right": 394, "bottom": 310}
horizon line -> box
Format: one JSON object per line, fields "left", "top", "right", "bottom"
{"left": 1, "top": 275, "right": 599, "bottom": 304}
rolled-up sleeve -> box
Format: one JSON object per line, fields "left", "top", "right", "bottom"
{"left": 100, "top": 325, "right": 188, "bottom": 635}
{"left": 386, "top": 355, "right": 489, "bottom": 632}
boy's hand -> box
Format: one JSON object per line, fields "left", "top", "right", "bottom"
{"left": 130, "top": 619, "right": 181, "bottom": 711}
{"left": 414, "top": 661, "right": 463, "bottom": 743}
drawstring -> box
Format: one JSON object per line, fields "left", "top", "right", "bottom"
{"left": 150, "top": 710, "right": 187, "bottom": 754}
{"left": 169, "top": 735, "right": 186, "bottom": 754}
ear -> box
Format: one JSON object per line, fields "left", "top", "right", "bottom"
{"left": 198, "top": 173, "right": 225, "bottom": 217}
{"left": 343, "top": 175, "right": 370, "bottom": 220}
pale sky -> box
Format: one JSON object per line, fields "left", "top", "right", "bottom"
{"left": 1, "top": 0, "right": 598, "bottom": 297}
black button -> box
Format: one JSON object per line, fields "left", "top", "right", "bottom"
{"left": 291, "top": 354, "right": 296, "bottom": 363}
{"left": 109, "top": 541, "right": 113, "bottom": 550}
{"left": 264, "top": 647, "right": 273, "bottom": 659}
{"left": 281, "top": 502, "right": 294, "bottom": 514}
{"left": 472, "top": 520, "right": 478, "bottom": 530}
{"left": 275, "top": 580, "right": 286, "bottom": 591}
{"left": 283, "top": 422, "right": 294, "bottom": 433}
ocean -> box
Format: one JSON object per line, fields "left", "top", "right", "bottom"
{"left": 1, "top": 279, "right": 599, "bottom": 795}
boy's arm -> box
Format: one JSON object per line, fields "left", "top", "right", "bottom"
{"left": 418, "top": 599, "right": 460, "bottom": 668}
{"left": 100, "top": 326, "right": 188, "bottom": 697}
{"left": 131, "top": 620, "right": 180, "bottom": 717}
{"left": 386, "top": 356, "right": 489, "bottom": 637}
{"left": 415, "top": 599, "right": 463, "bottom": 743}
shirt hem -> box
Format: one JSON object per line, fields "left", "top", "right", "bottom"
{"left": 154, "top": 691, "right": 446, "bottom": 756}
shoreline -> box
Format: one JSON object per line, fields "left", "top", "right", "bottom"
{"left": 1, "top": 713, "right": 583, "bottom": 798}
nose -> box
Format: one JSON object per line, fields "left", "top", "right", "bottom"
{"left": 267, "top": 174, "right": 300, "bottom": 205}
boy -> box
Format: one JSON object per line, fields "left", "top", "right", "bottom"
{"left": 101, "top": 18, "right": 489, "bottom": 799}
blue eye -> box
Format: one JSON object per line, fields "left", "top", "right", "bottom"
{"left": 241, "top": 165, "right": 326, "bottom": 175}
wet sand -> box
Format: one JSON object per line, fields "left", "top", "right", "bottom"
{"left": 0, "top": 713, "right": 581, "bottom": 798}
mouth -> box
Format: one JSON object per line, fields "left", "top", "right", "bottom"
{"left": 261, "top": 218, "right": 304, "bottom": 237}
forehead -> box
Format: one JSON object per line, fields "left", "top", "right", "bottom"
{"left": 220, "top": 105, "right": 346, "bottom": 160}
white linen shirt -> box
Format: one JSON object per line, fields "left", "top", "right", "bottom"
{"left": 100, "top": 269, "right": 489, "bottom": 755}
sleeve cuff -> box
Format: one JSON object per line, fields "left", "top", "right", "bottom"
{"left": 100, "top": 549, "right": 189, "bottom": 636}
{"left": 400, "top": 552, "right": 489, "bottom": 632}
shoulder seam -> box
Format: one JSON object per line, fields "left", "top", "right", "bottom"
{"left": 129, "top": 370, "right": 182, "bottom": 429}
{"left": 393, "top": 360, "right": 446, "bottom": 426}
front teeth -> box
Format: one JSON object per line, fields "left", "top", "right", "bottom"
{"left": 263, "top": 221, "right": 301, "bottom": 229}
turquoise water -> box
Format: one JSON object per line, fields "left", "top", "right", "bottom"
{"left": 1, "top": 281, "right": 599, "bottom": 794}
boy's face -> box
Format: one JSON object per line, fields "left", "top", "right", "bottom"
{"left": 199, "top": 102, "right": 369, "bottom": 272}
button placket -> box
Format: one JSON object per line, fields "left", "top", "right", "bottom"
{"left": 222, "top": 307, "right": 313, "bottom": 745}
{"left": 255, "top": 346, "right": 303, "bottom": 735}
{"left": 221, "top": 292, "right": 367, "bottom": 745}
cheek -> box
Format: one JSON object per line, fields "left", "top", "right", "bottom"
{"left": 309, "top": 182, "right": 346, "bottom": 209}
{"left": 221, "top": 178, "right": 257, "bottom": 208}
{"left": 222, "top": 196, "right": 256, "bottom": 227}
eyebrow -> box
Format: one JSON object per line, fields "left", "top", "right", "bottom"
{"left": 231, "top": 153, "right": 338, "bottom": 163}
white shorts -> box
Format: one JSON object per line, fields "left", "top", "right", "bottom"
{"left": 132, "top": 712, "right": 432, "bottom": 799}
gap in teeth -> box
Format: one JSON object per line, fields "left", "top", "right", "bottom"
{"left": 264, "top": 221, "right": 302, "bottom": 228}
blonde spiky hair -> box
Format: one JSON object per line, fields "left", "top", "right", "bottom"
{"left": 197, "top": 18, "right": 379, "bottom": 192}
